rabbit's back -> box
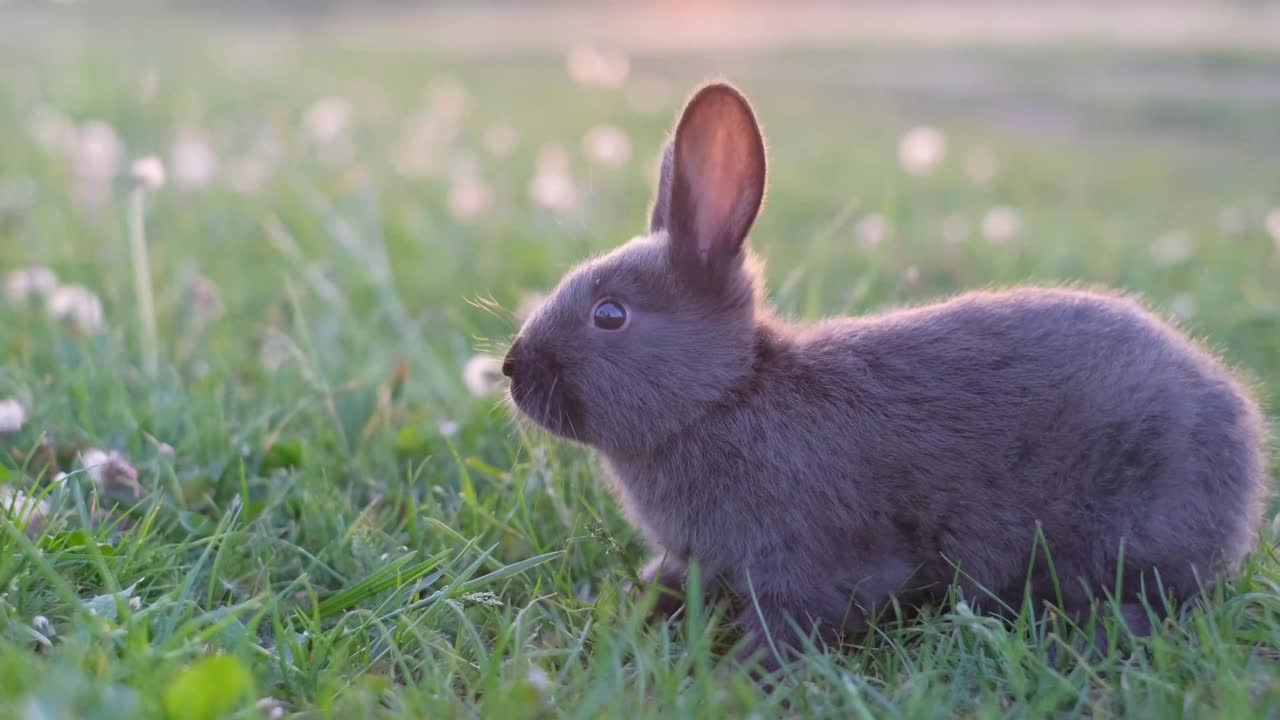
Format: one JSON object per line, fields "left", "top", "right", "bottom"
{"left": 822, "top": 287, "right": 1268, "bottom": 610}
{"left": 612, "top": 287, "right": 1267, "bottom": 621}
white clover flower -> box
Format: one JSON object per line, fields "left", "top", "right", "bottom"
{"left": 525, "top": 665, "right": 552, "bottom": 694}
{"left": 448, "top": 176, "right": 494, "bottom": 221}
{"left": 130, "top": 155, "right": 167, "bottom": 190}
{"left": 79, "top": 448, "right": 140, "bottom": 496}
{"left": 1150, "top": 230, "right": 1195, "bottom": 267}
{"left": 981, "top": 206, "right": 1023, "bottom": 244}
{"left": 462, "top": 354, "right": 504, "bottom": 397}
{"left": 0, "top": 485, "right": 49, "bottom": 524}
{"left": 303, "top": 97, "right": 352, "bottom": 146}
{"left": 582, "top": 125, "right": 631, "bottom": 168}
{"left": 47, "top": 284, "right": 105, "bottom": 333}
{"left": 170, "top": 132, "right": 219, "bottom": 189}
{"left": 73, "top": 121, "right": 125, "bottom": 182}
{"left": 529, "top": 171, "right": 578, "bottom": 213}
{"left": 898, "top": 126, "right": 946, "bottom": 177}
{"left": 0, "top": 398, "right": 25, "bottom": 434}
{"left": 4, "top": 266, "right": 58, "bottom": 304}
{"left": 566, "top": 45, "right": 630, "bottom": 89}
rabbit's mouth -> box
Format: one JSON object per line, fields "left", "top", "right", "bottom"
{"left": 503, "top": 341, "right": 586, "bottom": 441}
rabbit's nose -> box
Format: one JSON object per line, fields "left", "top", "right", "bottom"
{"left": 502, "top": 339, "right": 521, "bottom": 378}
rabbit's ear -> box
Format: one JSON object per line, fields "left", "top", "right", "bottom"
{"left": 649, "top": 141, "right": 674, "bottom": 234}
{"left": 667, "top": 83, "right": 766, "bottom": 282}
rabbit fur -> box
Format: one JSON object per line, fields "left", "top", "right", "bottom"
{"left": 503, "top": 82, "right": 1269, "bottom": 669}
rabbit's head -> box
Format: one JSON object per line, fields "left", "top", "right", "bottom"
{"left": 504, "top": 83, "right": 768, "bottom": 453}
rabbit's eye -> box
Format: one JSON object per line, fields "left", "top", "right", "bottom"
{"left": 592, "top": 299, "right": 628, "bottom": 330}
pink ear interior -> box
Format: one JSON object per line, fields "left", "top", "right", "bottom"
{"left": 671, "top": 84, "right": 766, "bottom": 259}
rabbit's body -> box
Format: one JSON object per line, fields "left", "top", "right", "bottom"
{"left": 503, "top": 83, "right": 1268, "bottom": 667}
{"left": 607, "top": 286, "right": 1266, "bottom": 639}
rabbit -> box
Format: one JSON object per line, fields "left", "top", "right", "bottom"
{"left": 502, "top": 82, "right": 1270, "bottom": 671}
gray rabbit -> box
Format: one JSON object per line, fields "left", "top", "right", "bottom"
{"left": 503, "top": 82, "right": 1269, "bottom": 669}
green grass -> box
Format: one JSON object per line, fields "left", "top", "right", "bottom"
{"left": 2, "top": 10, "right": 1280, "bottom": 719}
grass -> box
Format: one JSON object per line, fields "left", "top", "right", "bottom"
{"left": 2, "top": 8, "right": 1280, "bottom": 718}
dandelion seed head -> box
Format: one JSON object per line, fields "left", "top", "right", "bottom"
{"left": 170, "top": 132, "right": 219, "bottom": 190}
{"left": 130, "top": 155, "right": 167, "bottom": 190}
{"left": 981, "top": 206, "right": 1023, "bottom": 244}
{"left": 582, "top": 125, "right": 631, "bottom": 168}
{"left": 47, "top": 284, "right": 105, "bottom": 333}
{"left": 1150, "top": 230, "right": 1196, "bottom": 267}
{"left": 4, "top": 266, "right": 58, "bottom": 304}
{"left": 463, "top": 354, "right": 504, "bottom": 397}
{"left": 0, "top": 398, "right": 26, "bottom": 434}
{"left": 898, "top": 126, "right": 946, "bottom": 177}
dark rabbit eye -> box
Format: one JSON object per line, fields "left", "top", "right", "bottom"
{"left": 592, "top": 299, "right": 628, "bottom": 330}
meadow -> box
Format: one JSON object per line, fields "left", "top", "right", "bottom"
{"left": 1, "top": 6, "right": 1280, "bottom": 718}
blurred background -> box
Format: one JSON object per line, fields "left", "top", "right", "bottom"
{"left": 1, "top": 2, "right": 1279, "bottom": 715}
{"left": 1, "top": 0, "right": 1279, "bottom": 461}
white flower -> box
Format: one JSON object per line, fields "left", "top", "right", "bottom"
{"left": 4, "top": 266, "right": 58, "bottom": 304}
{"left": 901, "top": 265, "right": 921, "bottom": 287}
{"left": 256, "top": 698, "right": 286, "bottom": 720}
{"left": 1266, "top": 209, "right": 1280, "bottom": 251}
{"left": 437, "top": 419, "right": 460, "bottom": 437}
{"left": 303, "top": 97, "right": 352, "bottom": 146}
{"left": 854, "top": 213, "right": 889, "bottom": 250}
{"left": 582, "top": 125, "right": 631, "bottom": 168}
{"left": 483, "top": 123, "right": 519, "bottom": 157}
{"left": 1217, "top": 207, "right": 1246, "bottom": 237}
{"left": 79, "top": 448, "right": 140, "bottom": 496}
{"left": 71, "top": 121, "right": 125, "bottom": 210}
{"left": 1169, "top": 292, "right": 1197, "bottom": 321}
{"left": 170, "top": 132, "right": 219, "bottom": 189}
{"left": 530, "top": 171, "right": 578, "bottom": 212}
{"left": 981, "top": 206, "right": 1023, "bottom": 244}
{"left": 130, "top": 155, "right": 167, "bottom": 190}
{"left": 462, "top": 354, "right": 504, "bottom": 397}
{"left": 898, "top": 126, "right": 946, "bottom": 177}
{"left": 0, "top": 485, "right": 49, "bottom": 524}
{"left": 566, "top": 45, "right": 630, "bottom": 89}
{"left": 448, "top": 176, "right": 494, "bottom": 221}
{"left": 32, "top": 615, "right": 55, "bottom": 637}
{"left": 940, "top": 214, "right": 971, "bottom": 245}
{"left": 964, "top": 146, "right": 998, "bottom": 185}
{"left": 47, "top": 284, "right": 104, "bottom": 333}
{"left": 73, "top": 121, "right": 125, "bottom": 182}
{"left": 1150, "top": 230, "right": 1195, "bottom": 267}
{"left": 525, "top": 665, "right": 552, "bottom": 694}
{"left": 0, "top": 398, "right": 25, "bottom": 434}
